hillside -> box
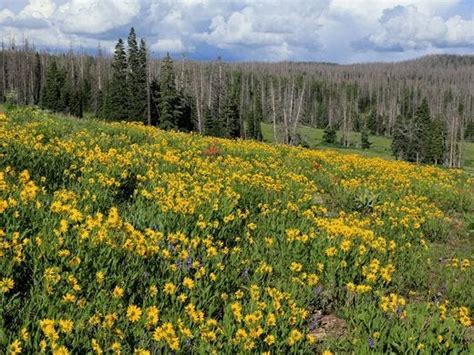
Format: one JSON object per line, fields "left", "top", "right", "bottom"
{"left": 261, "top": 123, "right": 474, "bottom": 173}
{"left": 0, "top": 107, "right": 473, "bottom": 353}
{"left": 1, "top": 46, "right": 472, "bottom": 171}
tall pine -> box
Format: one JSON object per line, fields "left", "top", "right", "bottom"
{"left": 127, "top": 28, "right": 148, "bottom": 122}
{"left": 158, "top": 53, "right": 180, "bottom": 130}
{"left": 105, "top": 39, "right": 129, "bottom": 120}
{"left": 33, "top": 52, "right": 42, "bottom": 105}
{"left": 429, "top": 116, "right": 447, "bottom": 165}
{"left": 413, "top": 98, "right": 432, "bottom": 163}
{"left": 41, "top": 60, "right": 65, "bottom": 112}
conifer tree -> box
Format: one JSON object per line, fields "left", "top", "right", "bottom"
{"left": 413, "top": 98, "right": 432, "bottom": 163}
{"left": 158, "top": 53, "right": 180, "bottom": 129}
{"left": 429, "top": 116, "right": 447, "bottom": 165}
{"left": 105, "top": 39, "right": 129, "bottom": 120}
{"left": 42, "top": 60, "right": 65, "bottom": 112}
{"left": 246, "top": 87, "right": 263, "bottom": 140}
{"left": 391, "top": 114, "right": 410, "bottom": 160}
{"left": 253, "top": 86, "right": 263, "bottom": 141}
{"left": 322, "top": 125, "right": 337, "bottom": 144}
{"left": 33, "top": 52, "right": 42, "bottom": 105}
{"left": 205, "top": 106, "right": 223, "bottom": 137}
{"left": 176, "top": 90, "right": 194, "bottom": 132}
{"left": 223, "top": 90, "right": 241, "bottom": 138}
{"left": 360, "top": 127, "right": 372, "bottom": 149}
{"left": 127, "top": 28, "right": 147, "bottom": 122}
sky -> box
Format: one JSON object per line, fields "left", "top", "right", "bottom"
{"left": 0, "top": 0, "right": 473, "bottom": 63}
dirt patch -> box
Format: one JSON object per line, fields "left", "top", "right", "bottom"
{"left": 311, "top": 313, "right": 348, "bottom": 342}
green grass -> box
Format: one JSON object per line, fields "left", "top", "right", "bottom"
{"left": 262, "top": 122, "right": 474, "bottom": 171}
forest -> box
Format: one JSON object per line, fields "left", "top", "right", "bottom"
{"left": 1, "top": 28, "right": 472, "bottom": 167}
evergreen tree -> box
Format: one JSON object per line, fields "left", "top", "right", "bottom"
{"left": 205, "top": 106, "right": 223, "bottom": 137}
{"left": 149, "top": 79, "right": 160, "bottom": 126}
{"left": 360, "top": 127, "right": 372, "bottom": 149}
{"left": 33, "top": 52, "right": 42, "bottom": 105}
{"left": 176, "top": 90, "right": 194, "bottom": 132}
{"left": 322, "top": 125, "right": 337, "bottom": 144}
{"left": 246, "top": 86, "right": 263, "bottom": 140}
{"left": 158, "top": 53, "right": 180, "bottom": 130}
{"left": 105, "top": 39, "right": 129, "bottom": 120}
{"left": 391, "top": 114, "right": 410, "bottom": 160}
{"left": 316, "top": 101, "right": 328, "bottom": 129}
{"left": 223, "top": 91, "right": 240, "bottom": 138}
{"left": 246, "top": 109, "right": 256, "bottom": 139}
{"left": 127, "top": 28, "right": 148, "bottom": 122}
{"left": 253, "top": 86, "right": 263, "bottom": 141}
{"left": 428, "top": 117, "right": 447, "bottom": 165}
{"left": 366, "top": 109, "right": 377, "bottom": 135}
{"left": 222, "top": 73, "right": 241, "bottom": 138}
{"left": 413, "top": 98, "right": 432, "bottom": 163}
{"left": 465, "top": 122, "right": 474, "bottom": 142}
{"left": 41, "top": 60, "right": 65, "bottom": 112}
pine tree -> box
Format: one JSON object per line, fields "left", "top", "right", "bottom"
{"left": 205, "top": 106, "right": 223, "bottom": 137}
{"left": 391, "top": 114, "right": 410, "bottom": 160}
{"left": 413, "top": 98, "right": 432, "bottom": 163}
{"left": 322, "top": 125, "right": 337, "bottom": 144}
{"left": 33, "top": 52, "right": 42, "bottom": 105}
{"left": 41, "top": 60, "right": 65, "bottom": 112}
{"left": 360, "top": 127, "right": 372, "bottom": 149}
{"left": 428, "top": 117, "right": 447, "bottom": 165}
{"left": 246, "top": 109, "right": 256, "bottom": 139}
{"left": 222, "top": 89, "right": 240, "bottom": 138}
{"left": 127, "top": 28, "right": 147, "bottom": 122}
{"left": 106, "top": 39, "right": 129, "bottom": 120}
{"left": 366, "top": 109, "right": 377, "bottom": 135}
{"left": 253, "top": 85, "right": 263, "bottom": 141}
{"left": 149, "top": 79, "right": 160, "bottom": 126}
{"left": 246, "top": 86, "right": 263, "bottom": 140}
{"left": 176, "top": 90, "right": 194, "bottom": 132}
{"left": 158, "top": 53, "right": 180, "bottom": 130}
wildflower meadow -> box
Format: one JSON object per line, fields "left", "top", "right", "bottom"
{"left": 0, "top": 107, "right": 472, "bottom": 354}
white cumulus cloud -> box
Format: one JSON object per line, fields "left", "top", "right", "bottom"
{"left": 363, "top": 5, "right": 474, "bottom": 51}
{"left": 55, "top": 0, "right": 141, "bottom": 34}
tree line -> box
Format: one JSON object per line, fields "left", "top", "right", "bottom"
{"left": 0, "top": 29, "right": 472, "bottom": 167}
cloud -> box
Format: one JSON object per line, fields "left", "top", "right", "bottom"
{"left": 151, "top": 38, "right": 188, "bottom": 53}
{"left": 0, "top": 0, "right": 472, "bottom": 62}
{"left": 0, "top": 0, "right": 55, "bottom": 29}
{"left": 55, "top": 0, "right": 141, "bottom": 34}
{"left": 196, "top": 2, "right": 328, "bottom": 60}
{"left": 357, "top": 5, "right": 474, "bottom": 51}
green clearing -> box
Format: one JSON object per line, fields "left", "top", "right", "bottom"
{"left": 261, "top": 122, "right": 474, "bottom": 173}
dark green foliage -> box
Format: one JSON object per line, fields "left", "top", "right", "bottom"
{"left": 127, "top": 28, "right": 148, "bottom": 122}
{"left": 361, "top": 128, "right": 372, "bottom": 149}
{"left": 246, "top": 87, "right": 263, "bottom": 140}
{"left": 223, "top": 93, "right": 241, "bottom": 138}
{"left": 465, "top": 122, "right": 474, "bottom": 142}
{"left": 413, "top": 98, "right": 432, "bottom": 163}
{"left": 176, "top": 90, "right": 195, "bottom": 132}
{"left": 61, "top": 73, "right": 83, "bottom": 118}
{"left": 158, "top": 53, "right": 180, "bottom": 130}
{"left": 316, "top": 102, "right": 329, "bottom": 129}
{"left": 392, "top": 98, "right": 447, "bottom": 164}
{"left": 322, "top": 125, "right": 337, "bottom": 144}
{"left": 428, "top": 117, "right": 447, "bottom": 165}
{"left": 104, "top": 39, "right": 130, "bottom": 120}
{"left": 391, "top": 115, "right": 410, "bottom": 160}
{"left": 366, "top": 109, "right": 377, "bottom": 135}
{"left": 205, "top": 106, "right": 224, "bottom": 137}
{"left": 41, "top": 60, "right": 65, "bottom": 112}
{"left": 33, "top": 52, "right": 42, "bottom": 105}
{"left": 149, "top": 79, "right": 160, "bottom": 126}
